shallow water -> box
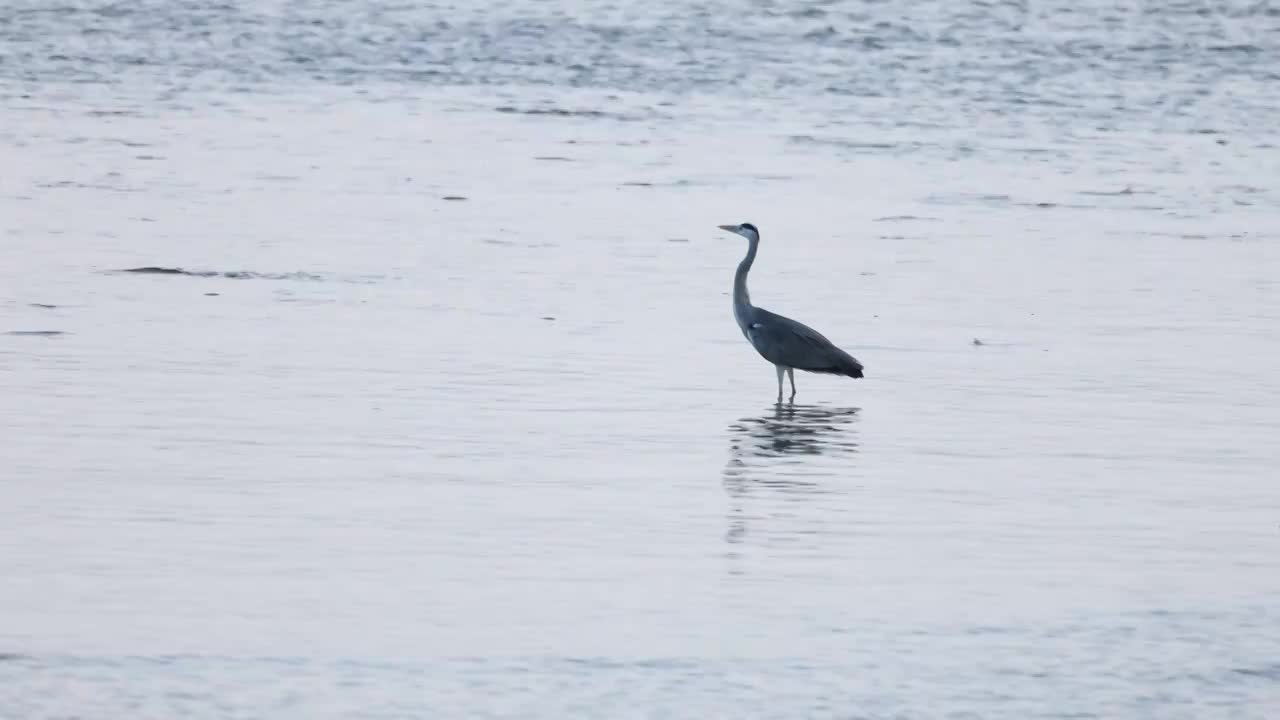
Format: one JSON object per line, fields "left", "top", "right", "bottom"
{"left": 3, "top": 1, "right": 1280, "bottom": 718}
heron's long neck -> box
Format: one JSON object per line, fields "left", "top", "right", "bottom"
{"left": 733, "top": 236, "right": 757, "bottom": 324}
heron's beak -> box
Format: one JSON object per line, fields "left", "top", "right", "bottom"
{"left": 717, "top": 224, "right": 738, "bottom": 234}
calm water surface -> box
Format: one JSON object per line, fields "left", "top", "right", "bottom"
{"left": 2, "top": 1, "right": 1279, "bottom": 717}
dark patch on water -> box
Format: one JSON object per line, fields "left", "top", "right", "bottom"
{"left": 36, "top": 180, "right": 141, "bottom": 193}
{"left": 123, "top": 266, "right": 186, "bottom": 274}
{"left": 1138, "top": 231, "right": 1240, "bottom": 242}
{"left": 29, "top": 303, "right": 58, "bottom": 309}
{"left": 1078, "top": 187, "right": 1140, "bottom": 196}
{"left": 1017, "top": 201, "right": 1058, "bottom": 209}
{"left": 496, "top": 106, "right": 609, "bottom": 119}
{"left": 873, "top": 215, "right": 940, "bottom": 222}
{"left": 1231, "top": 665, "right": 1280, "bottom": 680}
{"left": 534, "top": 156, "right": 574, "bottom": 162}
{"left": 803, "top": 26, "right": 837, "bottom": 41}
{"left": 116, "top": 268, "right": 346, "bottom": 282}
{"left": 789, "top": 7, "right": 828, "bottom": 19}
{"left": 1219, "top": 184, "right": 1265, "bottom": 195}
{"left": 620, "top": 181, "right": 653, "bottom": 187}
{"left": 1017, "top": 201, "right": 1099, "bottom": 210}
{"left": 6, "top": 330, "right": 66, "bottom": 337}
{"left": 924, "top": 193, "right": 1011, "bottom": 206}
{"left": 1208, "top": 43, "right": 1263, "bottom": 55}
{"left": 0, "top": 653, "right": 26, "bottom": 662}
{"left": 442, "top": 195, "right": 467, "bottom": 201}
{"left": 789, "top": 134, "right": 900, "bottom": 152}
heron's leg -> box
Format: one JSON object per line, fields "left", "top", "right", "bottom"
{"left": 786, "top": 367, "right": 796, "bottom": 399}
{"left": 775, "top": 365, "right": 785, "bottom": 403}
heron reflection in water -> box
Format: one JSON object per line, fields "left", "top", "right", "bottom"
{"left": 723, "top": 403, "right": 861, "bottom": 546}
{"left": 726, "top": 403, "right": 860, "bottom": 464}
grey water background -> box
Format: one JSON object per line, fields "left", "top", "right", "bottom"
{"left": 2, "top": 1, "right": 1280, "bottom": 717}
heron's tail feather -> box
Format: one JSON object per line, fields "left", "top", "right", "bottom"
{"left": 805, "top": 350, "right": 864, "bottom": 379}
{"left": 840, "top": 354, "right": 864, "bottom": 379}
{"left": 828, "top": 346, "right": 864, "bottom": 379}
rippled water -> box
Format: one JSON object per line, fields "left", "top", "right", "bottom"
{"left": 3, "top": 1, "right": 1280, "bottom": 717}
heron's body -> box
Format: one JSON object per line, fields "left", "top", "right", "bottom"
{"left": 720, "top": 222, "right": 864, "bottom": 402}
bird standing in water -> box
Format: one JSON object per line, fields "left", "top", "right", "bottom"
{"left": 717, "top": 222, "right": 864, "bottom": 402}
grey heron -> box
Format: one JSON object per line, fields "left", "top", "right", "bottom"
{"left": 718, "top": 222, "right": 864, "bottom": 402}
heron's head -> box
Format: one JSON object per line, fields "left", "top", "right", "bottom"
{"left": 717, "top": 222, "right": 759, "bottom": 242}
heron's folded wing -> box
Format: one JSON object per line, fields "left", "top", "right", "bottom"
{"left": 749, "top": 310, "right": 862, "bottom": 376}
